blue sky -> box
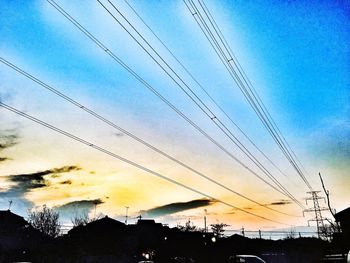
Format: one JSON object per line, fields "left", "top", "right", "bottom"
{"left": 0, "top": 0, "right": 349, "bottom": 229}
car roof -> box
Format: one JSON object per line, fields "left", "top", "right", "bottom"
{"left": 235, "top": 255, "right": 266, "bottom": 263}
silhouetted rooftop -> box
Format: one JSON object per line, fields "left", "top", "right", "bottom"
{"left": 334, "top": 207, "right": 350, "bottom": 222}
{"left": 137, "top": 219, "right": 163, "bottom": 227}
{"left": 0, "top": 210, "right": 27, "bottom": 227}
{"left": 68, "top": 215, "right": 126, "bottom": 237}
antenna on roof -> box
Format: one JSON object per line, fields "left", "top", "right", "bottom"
{"left": 8, "top": 200, "right": 13, "bottom": 211}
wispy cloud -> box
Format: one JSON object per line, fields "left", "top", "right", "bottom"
{"left": 226, "top": 199, "right": 292, "bottom": 213}
{"left": 142, "top": 198, "right": 216, "bottom": 217}
{"left": 0, "top": 91, "right": 14, "bottom": 104}
{"left": 225, "top": 211, "right": 236, "bottom": 215}
{"left": 48, "top": 166, "right": 81, "bottom": 174}
{"left": 310, "top": 116, "right": 350, "bottom": 161}
{"left": 0, "top": 129, "right": 19, "bottom": 162}
{"left": 0, "top": 135, "right": 17, "bottom": 149}
{"left": 267, "top": 200, "right": 292, "bottom": 206}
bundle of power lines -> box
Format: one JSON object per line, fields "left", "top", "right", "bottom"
{"left": 0, "top": 0, "right": 314, "bottom": 226}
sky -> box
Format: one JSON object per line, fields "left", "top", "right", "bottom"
{"left": 0, "top": 0, "right": 349, "bottom": 231}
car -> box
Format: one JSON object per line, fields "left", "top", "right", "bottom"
{"left": 228, "top": 254, "right": 266, "bottom": 263}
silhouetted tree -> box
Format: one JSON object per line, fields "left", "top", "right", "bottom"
{"left": 71, "top": 212, "right": 90, "bottom": 227}
{"left": 28, "top": 205, "right": 61, "bottom": 237}
{"left": 177, "top": 219, "right": 200, "bottom": 232}
{"left": 286, "top": 228, "right": 296, "bottom": 239}
{"left": 71, "top": 212, "right": 103, "bottom": 227}
{"left": 210, "top": 223, "right": 229, "bottom": 237}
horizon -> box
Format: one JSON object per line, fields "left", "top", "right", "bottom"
{"left": 1, "top": 207, "right": 319, "bottom": 241}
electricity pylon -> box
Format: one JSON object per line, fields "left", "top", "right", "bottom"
{"left": 303, "top": 191, "right": 329, "bottom": 239}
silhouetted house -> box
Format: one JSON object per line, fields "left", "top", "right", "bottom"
{"left": 69, "top": 215, "right": 126, "bottom": 236}
{"left": 128, "top": 219, "right": 213, "bottom": 261}
{"left": 126, "top": 219, "right": 167, "bottom": 258}
{"left": 66, "top": 216, "right": 128, "bottom": 257}
{"left": 0, "top": 209, "right": 28, "bottom": 229}
{"left": 334, "top": 207, "right": 350, "bottom": 250}
{"left": 133, "top": 219, "right": 165, "bottom": 239}
{"left": 136, "top": 219, "right": 163, "bottom": 227}
{"left": 0, "top": 210, "right": 48, "bottom": 262}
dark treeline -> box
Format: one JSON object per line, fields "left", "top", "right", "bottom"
{"left": 0, "top": 209, "right": 349, "bottom": 263}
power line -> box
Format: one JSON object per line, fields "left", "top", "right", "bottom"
{"left": 184, "top": 0, "right": 312, "bottom": 191}
{"left": 46, "top": 0, "right": 303, "bottom": 205}
{"left": 197, "top": 0, "right": 301, "bottom": 171}
{"left": 0, "top": 56, "right": 299, "bottom": 217}
{"left": 192, "top": 0, "right": 312, "bottom": 190}
{"left": 123, "top": 0, "right": 302, "bottom": 191}
{"left": 186, "top": 0, "right": 306, "bottom": 189}
{"left": 0, "top": 101, "right": 291, "bottom": 226}
{"left": 185, "top": 0, "right": 291, "bottom": 171}
{"left": 96, "top": 0, "right": 304, "bottom": 208}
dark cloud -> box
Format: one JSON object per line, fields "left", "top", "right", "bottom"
{"left": 226, "top": 211, "right": 236, "bottom": 215}
{"left": 55, "top": 199, "right": 104, "bottom": 217}
{"left": 0, "top": 157, "right": 10, "bottom": 162}
{"left": 49, "top": 166, "right": 81, "bottom": 174}
{"left": 267, "top": 200, "right": 292, "bottom": 206}
{"left": 60, "top": 179, "right": 72, "bottom": 185}
{"left": 46, "top": 166, "right": 80, "bottom": 177}
{"left": 114, "top": 132, "right": 124, "bottom": 137}
{"left": 10, "top": 171, "right": 48, "bottom": 189}
{"left": 225, "top": 200, "right": 291, "bottom": 214}
{"left": 0, "top": 165, "right": 82, "bottom": 211}
{"left": 5, "top": 165, "right": 80, "bottom": 191}
{"left": 142, "top": 198, "right": 216, "bottom": 217}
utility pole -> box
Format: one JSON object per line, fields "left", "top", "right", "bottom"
{"left": 125, "top": 206, "right": 129, "bottom": 225}
{"left": 241, "top": 226, "right": 245, "bottom": 237}
{"left": 204, "top": 216, "right": 207, "bottom": 233}
{"left": 303, "top": 191, "right": 328, "bottom": 239}
{"left": 319, "top": 172, "right": 340, "bottom": 233}
{"left": 8, "top": 200, "right": 12, "bottom": 211}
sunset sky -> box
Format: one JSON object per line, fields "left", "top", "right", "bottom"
{"left": 0, "top": 0, "right": 349, "bottom": 231}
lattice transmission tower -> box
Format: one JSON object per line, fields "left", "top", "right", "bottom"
{"left": 303, "top": 191, "right": 329, "bottom": 239}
